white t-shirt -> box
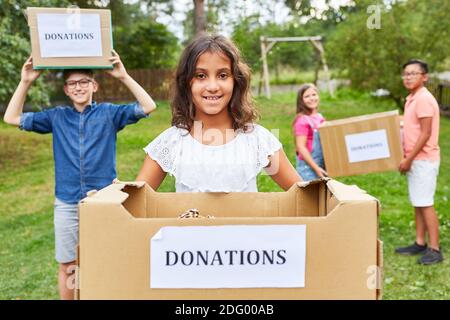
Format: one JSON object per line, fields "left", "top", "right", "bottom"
{"left": 143, "top": 124, "right": 282, "bottom": 192}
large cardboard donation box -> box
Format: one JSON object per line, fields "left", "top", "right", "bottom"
{"left": 76, "top": 179, "right": 383, "bottom": 300}
{"left": 26, "top": 7, "right": 113, "bottom": 69}
{"left": 319, "top": 110, "right": 403, "bottom": 177}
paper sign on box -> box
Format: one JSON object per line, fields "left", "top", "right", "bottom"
{"left": 150, "top": 225, "right": 306, "bottom": 289}
{"left": 37, "top": 13, "right": 103, "bottom": 58}
{"left": 344, "top": 129, "right": 391, "bottom": 163}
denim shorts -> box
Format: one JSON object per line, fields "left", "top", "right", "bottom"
{"left": 54, "top": 198, "right": 79, "bottom": 263}
{"left": 296, "top": 158, "right": 324, "bottom": 181}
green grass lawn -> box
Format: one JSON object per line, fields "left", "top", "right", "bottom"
{"left": 251, "top": 66, "right": 341, "bottom": 86}
{"left": 0, "top": 89, "right": 448, "bottom": 299}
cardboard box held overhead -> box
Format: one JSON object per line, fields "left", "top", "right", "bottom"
{"left": 76, "top": 179, "right": 383, "bottom": 300}
{"left": 319, "top": 110, "right": 403, "bottom": 177}
{"left": 26, "top": 7, "right": 113, "bottom": 69}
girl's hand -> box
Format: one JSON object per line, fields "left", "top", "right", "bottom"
{"left": 315, "top": 167, "right": 328, "bottom": 178}
{"left": 106, "top": 50, "right": 129, "bottom": 81}
{"left": 21, "top": 56, "right": 41, "bottom": 84}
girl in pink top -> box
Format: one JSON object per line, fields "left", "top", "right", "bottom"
{"left": 292, "top": 84, "right": 327, "bottom": 180}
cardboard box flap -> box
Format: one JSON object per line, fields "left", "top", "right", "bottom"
{"left": 377, "top": 240, "right": 384, "bottom": 300}
{"left": 296, "top": 177, "right": 329, "bottom": 188}
{"left": 80, "top": 179, "right": 374, "bottom": 219}
{"left": 321, "top": 110, "right": 399, "bottom": 127}
{"left": 326, "top": 179, "right": 378, "bottom": 203}
{"left": 80, "top": 181, "right": 145, "bottom": 204}
{"left": 81, "top": 180, "right": 331, "bottom": 218}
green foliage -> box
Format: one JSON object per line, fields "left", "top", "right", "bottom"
{"left": 267, "top": 68, "right": 315, "bottom": 85}
{"left": 232, "top": 18, "right": 317, "bottom": 76}
{"left": 114, "top": 20, "right": 179, "bottom": 69}
{"left": 180, "top": 0, "right": 230, "bottom": 42}
{"left": 327, "top": 0, "right": 450, "bottom": 106}
{"left": 70, "top": 0, "right": 180, "bottom": 69}
{"left": 0, "top": 0, "right": 70, "bottom": 36}
{"left": 0, "top": 0, "right": 70, "bottom": 107}
{"left": 283, "top": 0, "right": 355, "bottom": 23}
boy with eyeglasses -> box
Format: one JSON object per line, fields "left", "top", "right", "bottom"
{"left": 395, "top": 59, "right": 442, "bottom": 265}
{"left": 3, "top": 51, "right": 156, "bottom": 298}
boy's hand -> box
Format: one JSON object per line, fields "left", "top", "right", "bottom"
{"left": 21, "top": 56, "right": 41, "bottom": 84}
{"left": 106, "top": 50, "right": 129, "bottom": 81}
{"left": 398, "top": 158, "right": 412, "bottom": 174}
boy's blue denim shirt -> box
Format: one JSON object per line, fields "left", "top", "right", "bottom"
{"left": 20, "top": 101, "right": 148, "bottom": 204}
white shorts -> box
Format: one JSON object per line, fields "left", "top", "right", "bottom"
{"left": 407, "top": 160, "right": 439, "bottom": 207}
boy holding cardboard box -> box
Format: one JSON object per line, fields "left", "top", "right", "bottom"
{"left": 3, "top": 51, "right": 157, "bottom": 298}
{"left": 395, "top": 59, "right": 443, "bottom": 265}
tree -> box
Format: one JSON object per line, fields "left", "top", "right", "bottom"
{"left": 327, "top": 0, "right": 450, "bottom": 106}
{"left": 283, "top": 0, "right": 355, "bottom": 24}
{"left": 232, "top": 16, "right": 327, "bottom": 79}
{"left": 69, "top": 0, "right": 179, "bottom": 68}
{"left": 0, "top": 0, "right": 69, "bottom": 108}
{"left": 0, "top": 0, "right": 180, "bottom": 108}
{"left": 181, "top": 0, "right": 229, "bottom": 41}
{"left": 114, "top": 20, "right": 179, "bottom": 69}
{"left": 72, "top": 0, "right": 147, "bottom": 29}
{"left": 193, "top": 0, "right": 206, "bottom": 36}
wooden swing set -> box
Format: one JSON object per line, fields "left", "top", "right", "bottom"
{"left": 259, "top": 36, "right": 333, "bottom": 98}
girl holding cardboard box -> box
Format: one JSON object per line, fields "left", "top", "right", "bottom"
{"left": 137, "top": 35, "right": 301, "bottom": 192}
{"left": 293, "top": 84, "right": 328, "bottom": 181}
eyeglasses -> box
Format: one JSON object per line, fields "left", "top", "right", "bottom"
{"left": 401, "top": 72, "right": 424, "bottom": 79}
{"left": 65, "top": 78, "right": 93, "bottom": 89}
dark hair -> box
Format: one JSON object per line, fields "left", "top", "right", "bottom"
{"left": 402, "top": 59, "right": 429, "bottom": 74}
{"left": 171, "top": 34, "right": 258, "bottom": 132}
{"left": 63, "top": 69, "right": 95, "bottom": 81}
{"left": 296, "top": 83, "right": 319, "bottom": 116}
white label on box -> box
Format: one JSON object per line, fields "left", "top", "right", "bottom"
{"left": 344, "top": 129, "right": 390, "bottom": 163}
{"left": 150, "top": 225, "right": 306, "bottom": 288}
{"left": 37, "top": 13, "right": 103, "bottom": 58}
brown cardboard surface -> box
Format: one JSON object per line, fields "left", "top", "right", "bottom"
{"left": 77, "top": 179, "right": 382, "bottom": 300}
{"left": 319, "top": 110, "right": 403, "bottom": 177}
{"left": 26, "top": 7, "right": 113, "bottom": 69}
{"left": 377, "top": 240, "right": 384, "bottom": 300}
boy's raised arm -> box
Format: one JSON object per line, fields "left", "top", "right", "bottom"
{"left": 106, "top": 50, "right": 156, "bottom": 115}
{"left": 4, "top": 56, "right": 41, "bottom": 126}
